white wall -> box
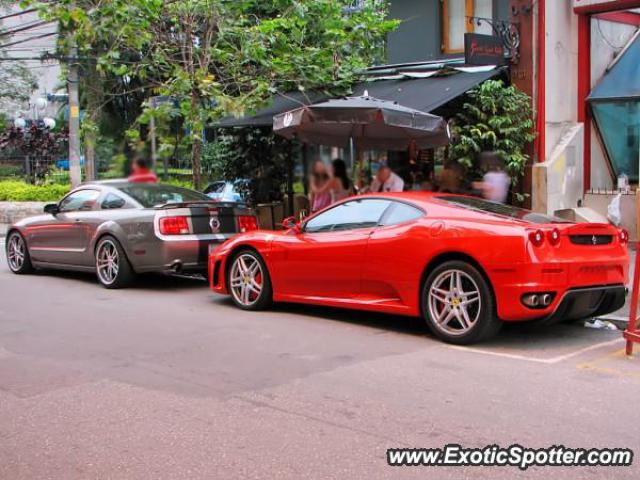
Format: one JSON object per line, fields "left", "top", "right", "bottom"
{"left": 533, "top": 123, "right": 584, "bottom": 215}
{"left": 544, "top": 0, "right": 580, "bottom": 161}
{"left": 539, "top": 2, "right": 638, "bottom": 204}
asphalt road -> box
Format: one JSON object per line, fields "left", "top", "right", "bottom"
{"left": 0, "top": 241, "right": 639, "bottom": 479}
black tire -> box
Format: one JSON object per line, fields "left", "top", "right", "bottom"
{"left": 5, "top": 230, "right": 34, "bottom": 274}
{"left": 421, "top": 260, "right": 501, "bottom": 345}
{"left": 227, "top": 249, "right": 272, "bottom": 311}
{"left": 95, "top": 235, "right": 135, "bottom": 289}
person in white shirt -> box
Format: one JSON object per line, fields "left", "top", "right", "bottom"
{"left": 370, "top": 166, "right": 404, "bottom": 193}
{"left": 482, "top": 170, "right": 510, "bottom": 203}
{"left": 473, "top": 160, "right": 511, "bottom": 203}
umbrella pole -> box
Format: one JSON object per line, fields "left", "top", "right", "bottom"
{"left": 286, "top": 141, "right": 295, "bottom": 217}
{"left": 353, "top": 146, "right": 365, "bottom": 194}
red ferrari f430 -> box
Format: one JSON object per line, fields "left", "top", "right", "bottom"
{"left": 209, "top": 193, "right": 629, "bottom": 344}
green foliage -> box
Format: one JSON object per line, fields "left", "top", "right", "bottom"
{"left": 23, "top": 0, "right": 398, "bottom": 188}
{"left": 208, "top": 128, "right": 292, "bottom": 204}
{"left": 0, "top": 180, "right": 70, "bottom": 201}
{"left": 450, "top": 80, "right": 536, "bottom": 182}
{"left": 0, "top": 164, "right": 23, "bottom": 179}
{"left": 200, "top": 140, "right": 228, "bottom": 180}
{"left": 163, "top": 177, "right": 195, "bottom": 190}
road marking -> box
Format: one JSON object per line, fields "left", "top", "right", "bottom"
{"left": 576, "top": 348, "right": 640, "bottom": 380}
{"left": 449, "top": 337, "right": 624, "bottom": 364}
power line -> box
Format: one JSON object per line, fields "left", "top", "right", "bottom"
{"left": 0, "top": 20, "right": 54, "bottom": 38}
{"left": 0, "top": 31, "right": 57, "bottom": 49}
{"left": 0, "top": 8, "right": 38, "bottom": 22}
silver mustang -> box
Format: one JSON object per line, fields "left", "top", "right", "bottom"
{"left": 5, "top": 181, "right": 258, "bottom": 288}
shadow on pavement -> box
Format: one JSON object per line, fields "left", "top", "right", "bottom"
{"left": 261, "top": 301, "right": 621, "bottom": 355}
{"left": 32, "top": 269, "right": 207, "bottom": 291}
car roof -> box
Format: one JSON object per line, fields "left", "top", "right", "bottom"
{"left": 79, "top": 180, "right": 196, "bottom": 190}
{"left": 352, "top": 191, "right": 525, "bottom": 221}
{"left": 355, "top": 191, "right": 452, "bottom": 208}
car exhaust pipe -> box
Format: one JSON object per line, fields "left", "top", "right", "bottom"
{"left": 170, "top": 261, "right": 183, "bottom": 274}
{"left": 522, "top": 292, "right": 556, "bottom": 309}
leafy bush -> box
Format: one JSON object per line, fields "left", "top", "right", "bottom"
{"left": 164, "top": 177, "right": 195, "bottom": 190}
{"left": 0, "top": 180, "right": 70, "bottom": 202}
{"left": 450, "top": 79, "right": 536, "bottom": 181}
{"left": 0, "top": 164, "right": 23, "bottom": 179}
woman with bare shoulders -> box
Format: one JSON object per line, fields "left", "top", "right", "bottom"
{"left": 309, "top": 160, "right": 332, "bottom": 212}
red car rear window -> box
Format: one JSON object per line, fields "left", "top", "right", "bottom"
{"left": 436, "top": 196, "right": 570, "bottom": 224}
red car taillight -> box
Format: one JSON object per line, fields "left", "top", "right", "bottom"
{"left": 159, "top": 216, "right": 190, "bottom": 235}
{"left": 619, "top": 228, "right": 629, "bottom": 245}
{"left": 238, "top": 215, "right": 258, "bottom": 233}
{"left": 548, "top": 228, "right": 561, "bottom": 246}
{"left": 529, "top": 229, "right": 545, "bottom": 247}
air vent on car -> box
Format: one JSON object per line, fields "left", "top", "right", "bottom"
{"left": 569, "top": 235, "right": 612, "bottom": 246}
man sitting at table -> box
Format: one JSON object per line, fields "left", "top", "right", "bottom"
{"left": 369, "top": 166, "right": 404, "bottom": 193}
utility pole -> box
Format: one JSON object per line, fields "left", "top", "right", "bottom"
{"left": 149, "top": 97, "right": 158, "bottom": 172}
{"left": 67, "top": 3, "right": 81, "bottom": 187}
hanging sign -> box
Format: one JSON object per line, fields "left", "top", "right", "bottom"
{"left": 464, "top": 33, "right": 507, "bottom": 66}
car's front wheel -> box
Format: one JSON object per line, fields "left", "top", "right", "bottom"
{"left": 6, "top": 231, "right": 34, "bottom": 274}
{"left": 95, "top": 236, "right": 134, "bottom": 289}
{"left": 227, "top": 249, "right": 272, "bottom": 310}
{"left": 421, "top": 260, "right": 501, "bottom": 344}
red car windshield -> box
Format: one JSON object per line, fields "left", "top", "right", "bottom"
{"left": 436, "top": 196, "right": 570, "bottom": 224}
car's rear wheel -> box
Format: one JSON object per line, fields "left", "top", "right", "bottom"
{"left": 227, "top": 250, "right": 272, "bottom": 310}
{"left": 6, "top": 231, "right": 34, "bottom": 274}
{"left": 421, "top": 260, "right": 501, "bottom": 344}
{"left": 95, "top": 236, "right": 134, "bottom": 289}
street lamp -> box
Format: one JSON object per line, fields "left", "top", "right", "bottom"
{"left": 43, "top": 117, "right": 56, "bottom": 129}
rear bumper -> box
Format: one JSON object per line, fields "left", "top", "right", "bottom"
{"left": 491, "top": 254, "right": 628, "bottom": 321}
{"left": 132, "top": 236, "right": 233, "bottom": 274}
{"left": 536, "top": 284, "right": 627, "bottom": 325}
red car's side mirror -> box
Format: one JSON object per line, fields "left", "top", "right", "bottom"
{"left": 282, "top": 216, "right": 300, "bottom": 233}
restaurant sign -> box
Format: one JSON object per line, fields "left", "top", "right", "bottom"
{"left": 464, "top": 33, "right": 507, "bottom": 66}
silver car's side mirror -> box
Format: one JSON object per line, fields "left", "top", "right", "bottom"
{"left": 44, "top": 203, "right": 60, "bottom": 215}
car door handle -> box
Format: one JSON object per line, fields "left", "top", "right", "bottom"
{"left": 74, "top": 219, "right": 83, "bottom": 223}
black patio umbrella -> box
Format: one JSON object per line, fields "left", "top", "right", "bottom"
{"left": 272, "top": 94, "right": 450, "bottom": 150}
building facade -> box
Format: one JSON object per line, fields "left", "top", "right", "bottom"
{"left": 534, "top": 0, "right": 640, "bottom": 236}
{"left": 386, "top": 0, "right": 511, "bottom": 64}
{"left": 385, "top": 0, "right": 639, "bottom": 234}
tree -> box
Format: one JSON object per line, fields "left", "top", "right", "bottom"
{"left": 25, "top": 0, "right": 398, "bottom": 188}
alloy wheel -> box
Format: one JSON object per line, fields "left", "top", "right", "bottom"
{"left": 427, "top": 269, "right": 482, "bottom": 336}
{"left": 96, "top": 240, "right": 120, "bottom": 285}
{"left": 229, "top": 253, "right": 263, "bottom": 307}
{"left": 7, "top": 234, "right": 26, "bottom": 271}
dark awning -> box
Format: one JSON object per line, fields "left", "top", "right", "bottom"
{"left": 216, "top": 67, "right": 505, "bottom": 128}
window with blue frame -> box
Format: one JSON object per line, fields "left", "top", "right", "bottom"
{"left": 588, "top": 32, "right": 640, "bottom": 183}
{"left": 591, "top": 100, "right": 640, "bottom": 182}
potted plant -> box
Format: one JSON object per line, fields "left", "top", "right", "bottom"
{"left": 449, "top": 79, "right": 536, "bottom": 202}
